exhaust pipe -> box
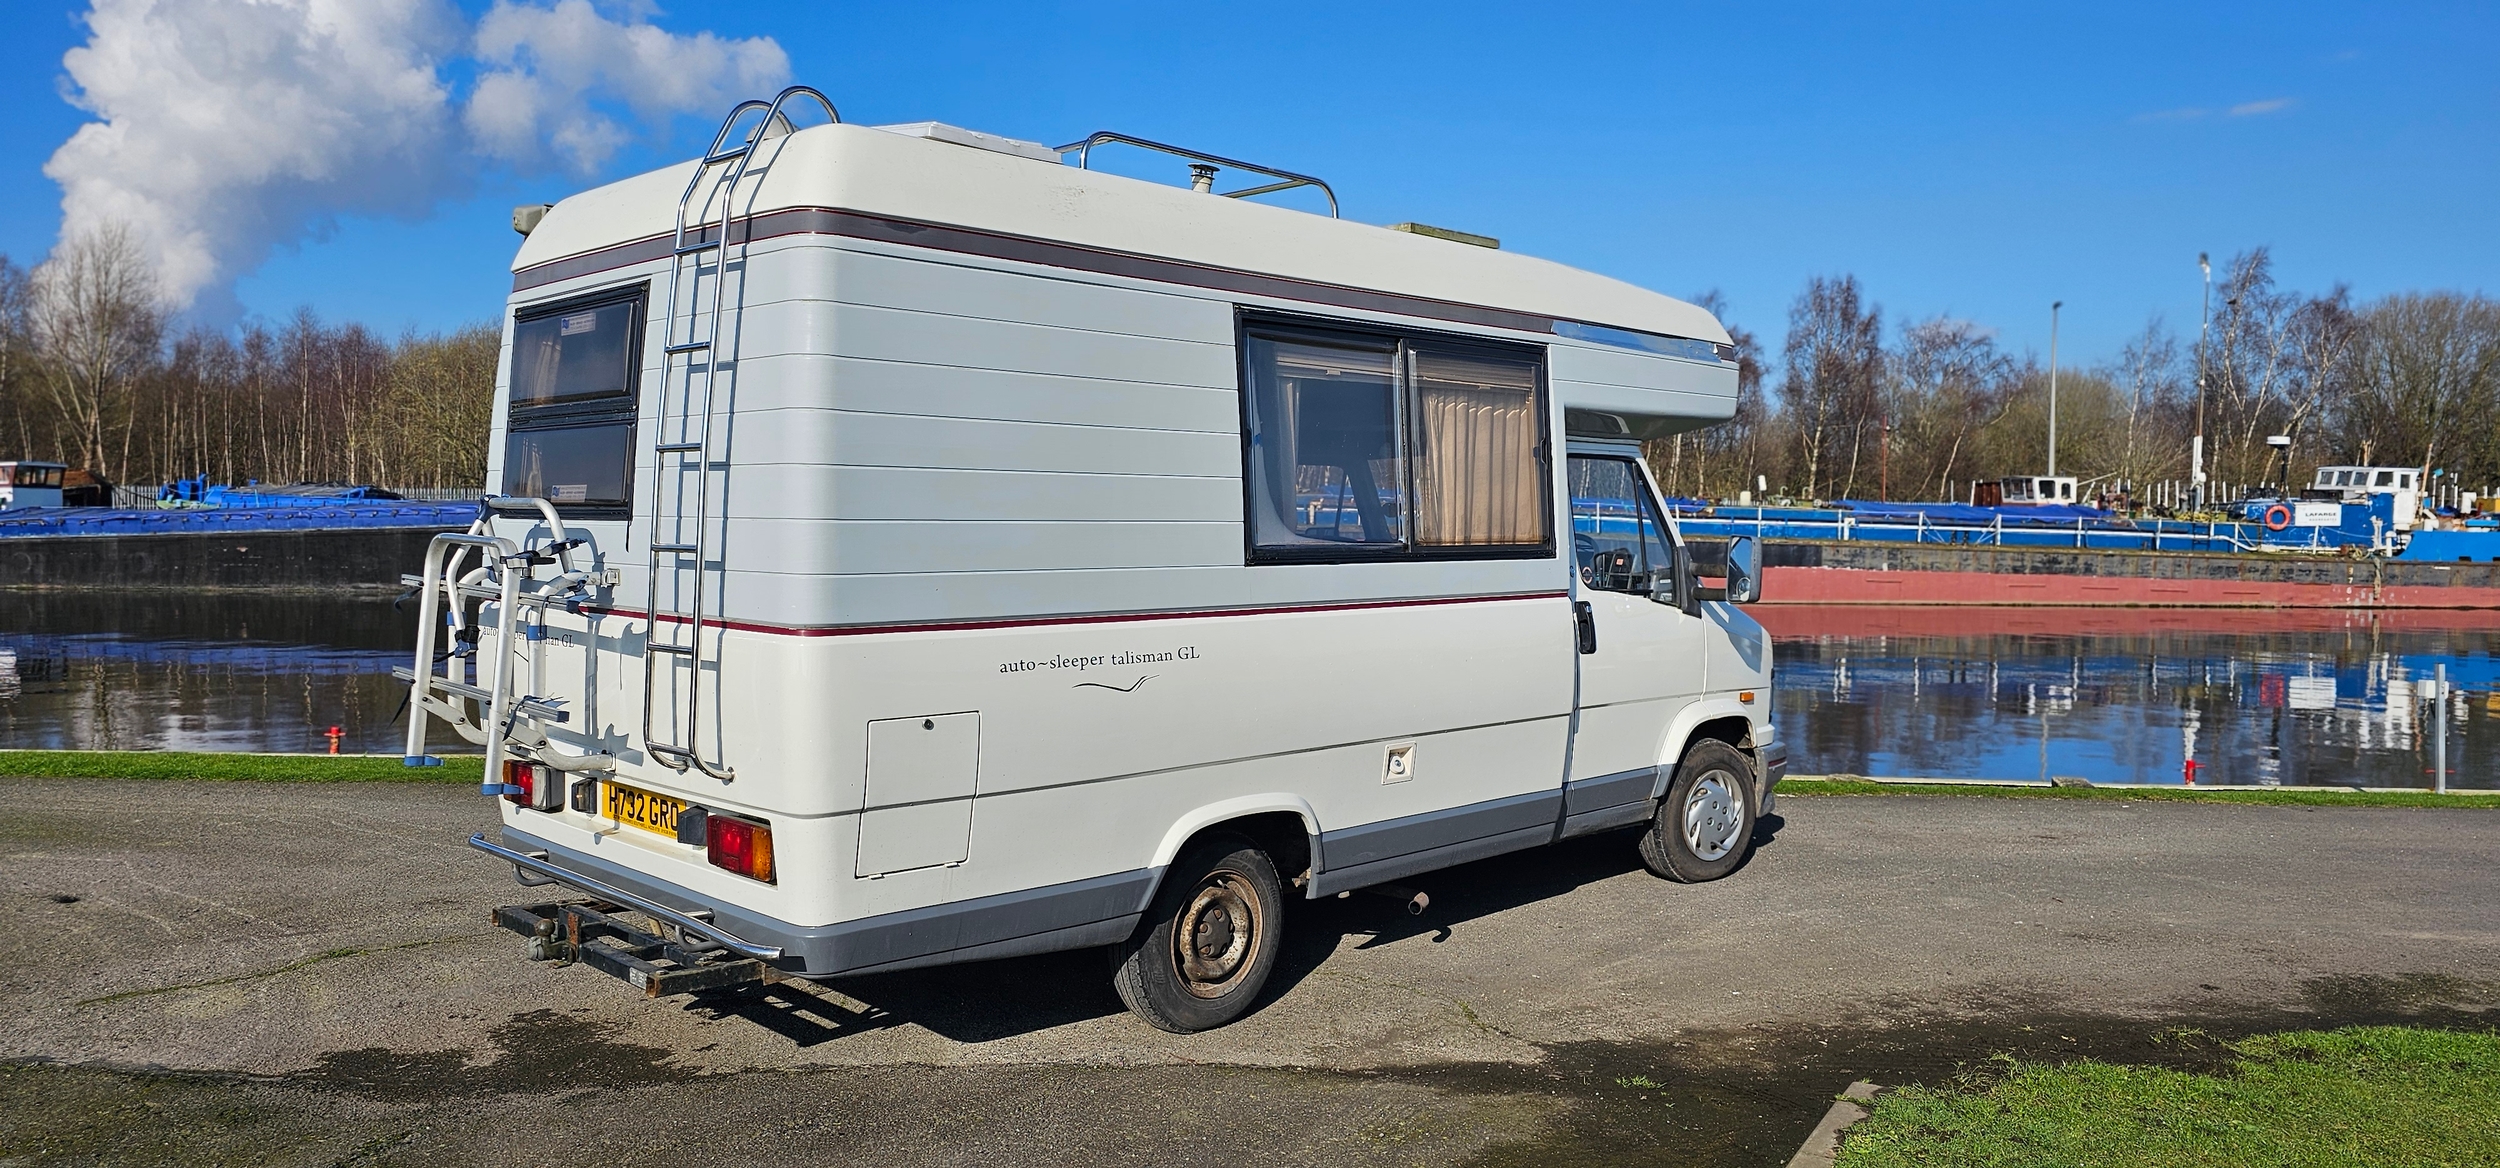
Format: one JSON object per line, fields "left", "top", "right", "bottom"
{"left": 1364, "top": 884, "right": 1429, "bottom": 915}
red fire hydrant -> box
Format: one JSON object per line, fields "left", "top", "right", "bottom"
{"left": 2182, "top": 758, "right": 2203, "bottom": 786}
{"left": 325, "top": 725, "right": 344, "bottom": 755}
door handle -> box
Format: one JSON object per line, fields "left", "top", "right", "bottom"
{"left": 1574, "top": 601, "right": 1597, "bottom": 654}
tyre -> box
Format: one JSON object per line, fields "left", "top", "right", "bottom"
{"left": 1108, "top": 833, "right": 1285, "bottom": 1033}
{"left": 1638, "top": 738, "right": 1758, "bottom": 883}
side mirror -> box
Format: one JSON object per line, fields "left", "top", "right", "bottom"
{"left": 1726, "top": 535, "right": 1761, "bottom": 604}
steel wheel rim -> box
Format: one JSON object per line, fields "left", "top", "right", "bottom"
{"left": 1683, "top": 769, "right": 1744, "bottom": 861}
{"left": 1173, "top": 868, "right": 1261, "bottom": 998}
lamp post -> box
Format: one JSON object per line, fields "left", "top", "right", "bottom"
{"left": 2047, "top": 301, "right": 2062, "bottom": 478}
{"left": 2194, "top": 253, "right": 2211, "bottom": 510}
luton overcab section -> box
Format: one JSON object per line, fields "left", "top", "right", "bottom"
{"left": 404, "top": 88, "right": 1781, "bottom": 1031}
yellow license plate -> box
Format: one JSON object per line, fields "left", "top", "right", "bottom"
{"left": 603, "top": 782, "right": 687, "bottom": 838}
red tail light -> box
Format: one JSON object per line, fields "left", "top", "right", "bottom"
{"left": 502, "top": 761, "right": 562, "bottom": 811}
{"left": 706, "top": 813, "right": 776, "bottom": 883}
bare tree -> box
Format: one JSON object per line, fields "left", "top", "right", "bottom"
{"left": 1889, "top": 316, "right": 2016, "bottom": 501}
{"left": 31, "top": 224, "right": 164, "bottom": 482}
{"left": 0, "top": 255, "right": 36, "bottom": 459}
{"left": 2107, "top": 318, "right": 2188, "bottom": 495}
{"left": 2341, "top": 293, "right": 2500, "bottom": 486}
{"left": 1777, "top": 275, "right": 1883, "bottom": 499}
{"left": 1651, "top": 290, "right": 1771, "bottom": 499}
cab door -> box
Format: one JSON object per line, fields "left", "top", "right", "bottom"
{"left": 1561, "top": 448, "right": 1708, "bottom": 826}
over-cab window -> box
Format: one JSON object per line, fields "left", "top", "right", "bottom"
{"left": 1240, "top": 317, "right": 1550, "bottom": 562}
{"left": 504, "top": 285, "right": 645, "bottom": 512}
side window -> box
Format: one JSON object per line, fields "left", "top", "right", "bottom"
{"left": 1243, "top": 333, "right": 1406, "bottom": 549}
{"left": 1568, "top": 456, "right": 1674, "bottom": 594}
{"left": 504, "top": 286, "right": 645, "bottom": 512}
{"left": 1241, "top": 317, "right": 1550, "bottom": 562}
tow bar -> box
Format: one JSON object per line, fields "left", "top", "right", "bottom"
{"left": 491, "top": 900, "right": 785, "bottom": 998}
{"left": 471, "top": 833, "right": 786, "bottom": 998}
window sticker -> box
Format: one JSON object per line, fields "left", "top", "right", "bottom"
{"left": 559, "top": 312, "right": 598, "bottom": 336}
{"left": 548, "top": 484, "right": 589, "bottom": 503}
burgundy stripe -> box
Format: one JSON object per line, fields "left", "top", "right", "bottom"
{"left": 581, "top": 590, "right": 1568, "bottom": 639}
{"left": 513, "top": 205, "right": 1629, "bottom": 339}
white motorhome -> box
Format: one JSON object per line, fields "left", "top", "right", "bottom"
{"left": 408, "top": 88, "right": 1780, "bottom": 1032}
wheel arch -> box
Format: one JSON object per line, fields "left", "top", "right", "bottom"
{"left": 1148, "top": 795, "right": 1320, "bottom": 889}
{"left": 1651, "top": 700, "right": 1759, "bottom": 800}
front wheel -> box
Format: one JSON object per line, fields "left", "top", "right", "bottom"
{"left": 1638, "top": 739, "right": 1758, "bottom": 883}
{"left": 1108, "top": 833, "right": 1285, "bottom": 1032}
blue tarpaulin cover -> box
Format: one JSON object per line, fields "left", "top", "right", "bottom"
{"left": 0, "top": 500, "right": 475, "bottom": 539}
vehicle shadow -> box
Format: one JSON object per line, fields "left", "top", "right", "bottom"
{"left": 1262, "top": 811, "right": 1787, "bottom": 1005}
{"left": 687, "top": 811, "right": 1787, "bottom": 1046}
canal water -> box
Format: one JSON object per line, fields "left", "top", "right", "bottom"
{"left": 0, "top": 591, "right": 422, "bottom": 755}
{"left": 1760, "top": 606, "right": 2500, "bottom": 789}
{"left": 2, "top": 593, "right": 2492, "bottom": 789}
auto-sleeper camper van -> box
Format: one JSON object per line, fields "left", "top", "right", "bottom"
{"left": 407, "top": 87, "right": 1781, "bottom": 1032}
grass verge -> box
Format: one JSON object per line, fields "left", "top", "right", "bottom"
{"left": 1781, "top": 777, "right": 2500, "bottom": 808}
{"left": 1835, "top": 1025, "right": 2500, "bottom": 1168}
{"left": 0, "top": 750, "right": 472, "bottom": 783}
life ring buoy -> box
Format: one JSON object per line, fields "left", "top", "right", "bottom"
{"left": 2263, "top": 503, "right": 2294, "bottom": 531}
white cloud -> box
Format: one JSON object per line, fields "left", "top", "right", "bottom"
{"left": 44, "top": 0, "right": 464, "bottom": 318}
{"left": 466, "top": 0, "right": 788, "bottom": 174}
{"left": 2133, "top": 97, "right": 2298, "bottom": 126}
{"left": 40, "top": 0, "right": 790, "bottom": 316}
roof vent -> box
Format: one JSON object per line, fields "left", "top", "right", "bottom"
{"left": 511, "top": 204, "right": 552, "bottom": 236}
{"left": 1390, "top": 222, "right": 1498, "bottom": 249}
{"left": 870, "top": 122, "right": 1060, "bottom": 163}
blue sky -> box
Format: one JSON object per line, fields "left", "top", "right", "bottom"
{"left": 2, "top": 2, "right": 2493, "bottom": 366}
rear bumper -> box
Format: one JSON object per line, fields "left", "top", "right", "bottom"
{"left": 493, "top": 827, "right": 1155, "bottom": 979}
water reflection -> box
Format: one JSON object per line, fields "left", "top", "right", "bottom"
{"left": 7, "top": 591, "right": 2495, "bottom": 788}
{"left": 1760, "top": 607, "right": 2500, "bottom": 789}
{"left": 0, "top": 591, "right": 424, "bottom": 754}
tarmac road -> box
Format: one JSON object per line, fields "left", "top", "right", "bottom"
{"left": 5, "top": 776, "right": 2498, "bottom": 1166}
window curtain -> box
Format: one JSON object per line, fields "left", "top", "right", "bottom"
{"left": 1410, "top": 350, "right": 1545, "bottom": 546}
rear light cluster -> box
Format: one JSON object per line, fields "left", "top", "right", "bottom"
{"left": 501, "top": 760, "right": 563, "bottom": 811}
{"left": 706, "top": 813, "right": 776, "bottom": 883}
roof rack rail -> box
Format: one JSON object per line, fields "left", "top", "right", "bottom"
{"left": 1054, "top": 131, "right": 1339, "bottom": 218}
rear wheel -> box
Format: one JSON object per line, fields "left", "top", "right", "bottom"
{"left": 1638, "top": 739, "right": 1758, "bottom": 883}
{"left": 1109, "top": 833, "right": 1284, "bottom": 1033}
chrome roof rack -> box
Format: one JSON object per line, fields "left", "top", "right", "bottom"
{"left": 1054, "top": 131, "right": 1339, "bottom": 217}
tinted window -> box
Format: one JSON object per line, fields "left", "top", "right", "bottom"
{"left": 503, "top": 422, "right": 634, "bottom": 507}
{"left": 511, "top": 297, "right": 637, "bottom": 405}
{"left": 505, "top": 286, "right": 645, "bottom": 514}
{"left": 1241, "top": 318, "right": 1549, "bottom": 563}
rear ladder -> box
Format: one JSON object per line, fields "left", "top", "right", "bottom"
{"left": 640, "top": 86, "right": 841, "bottom": 781}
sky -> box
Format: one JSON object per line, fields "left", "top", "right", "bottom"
{"left": 1, "top": 1, "right": 2493, "bottom": 367}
